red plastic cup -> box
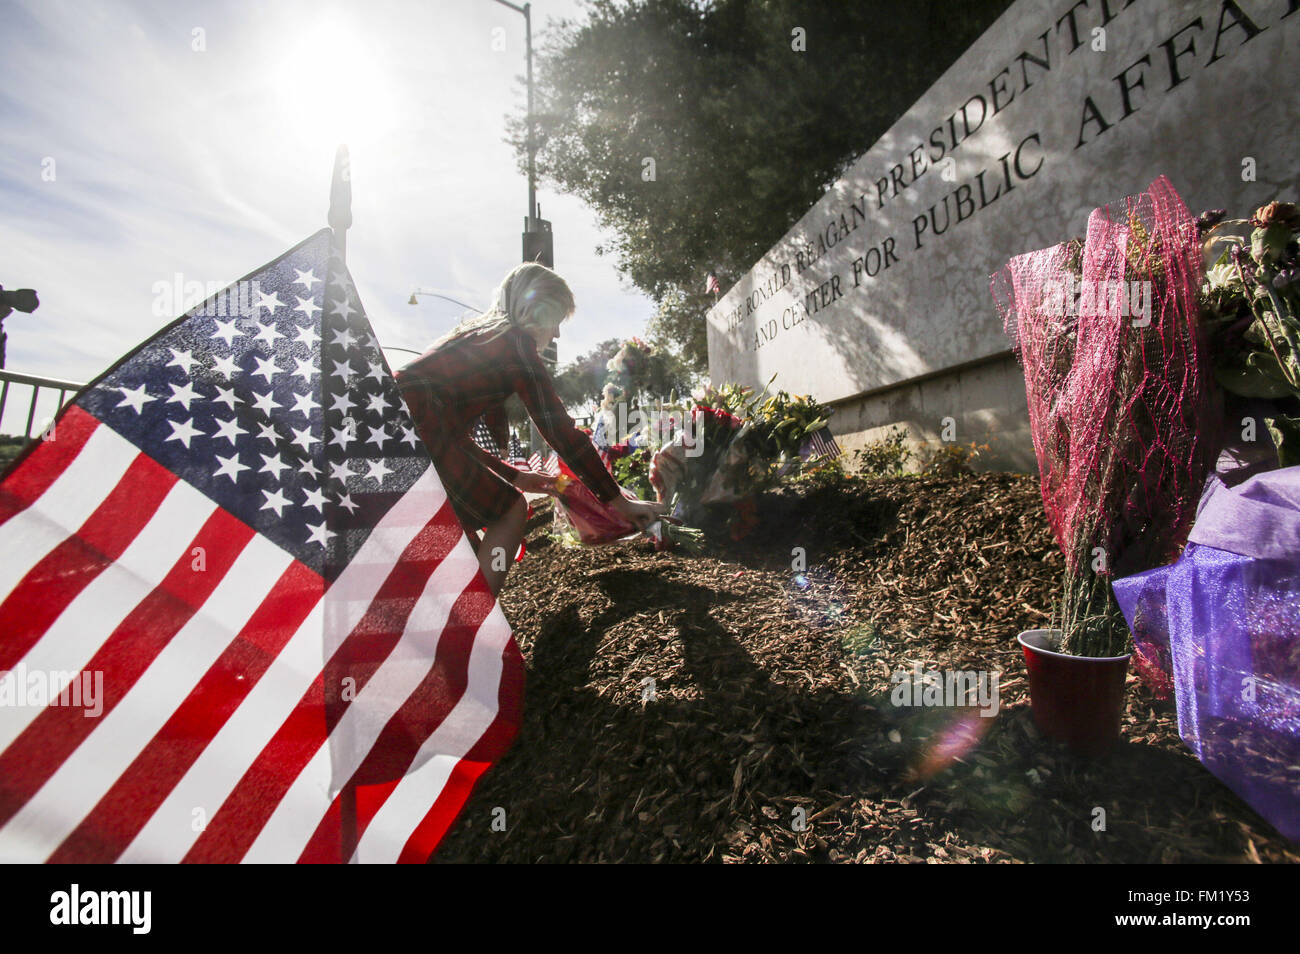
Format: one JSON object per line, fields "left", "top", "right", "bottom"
{"left": 1017, "top": 629, "right": 1131, "bottom": 757}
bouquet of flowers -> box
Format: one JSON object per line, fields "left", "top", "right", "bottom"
{"left": 1104, "top": 201, "right": 1299, "bottom": 697}
{"left": 747, "top": 389, "right": 835, "bottom": 477}
{"left": 549, "top": 452, "right": 704, "bottom": 553}
{"left": 690, "top": 382, "right": 754, "bottom": 416}
{"left": 1198, "top": 201, "right": 1300, "bottom": 466}
{"left": 991, "top": 175, "right": 1220, "bottom": 657}
{"left": 605, "top": 337, "right": 653, "bottom": 384}
{"left": 549, "top": 461, "right": 642, "bottom": 546}
{"left": 553, "top": 364, "right": 839, "bottom": 550}
{"left": 646, "top": 380, "right": 838, "bottom": 541}
{"left": 649, "top": 404, "right": 749, "bottom": 522}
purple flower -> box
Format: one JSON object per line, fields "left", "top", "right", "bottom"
{"left": 1196, "top": 208, "right": 1227, "bottom": 232}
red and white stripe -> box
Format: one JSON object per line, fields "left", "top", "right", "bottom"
{"left": 805, "top": 427, "right": 841, "bottom": 460}
{"left": 0, "top": 406, "right": 522, "bottom": 863}
{"left": 526, "top": 451, "right": 559, "bottom": 476}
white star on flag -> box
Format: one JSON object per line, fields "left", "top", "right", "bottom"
{"left": 115, "top": 384, "right": 156, "bottom": 414}
{"left": 213, "top": 452, "right": 249, "bottom": 482}
{"left": 211, "top": 320, "right": 242, "bottom": 347}
{"left": 166, "top": 381, "right": 201, "bottom": 410}
{"left": 260, "top": 487, "right": 291, "bottom": 517}
{"left": 165, "top": 417, "right": 203, "bottom": 448}
{"left": 305, "top": 521, "right": 335, "bottom": 546}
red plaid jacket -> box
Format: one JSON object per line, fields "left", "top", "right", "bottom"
{"left": 395, "top": 325, "right": 621, "bottom": 529}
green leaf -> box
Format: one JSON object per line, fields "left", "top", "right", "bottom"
{"left": 1251, "top": 224, "right": 1289, "bottom": 265}
{"left": 1243, "top": 317, "right": 1271, "bottom": 347}
{"left": 1265, "top": 414, "right": 1300, "bottom": 468}
{"left": 1215, "top": 354, "right": 1296, "bottom": 399}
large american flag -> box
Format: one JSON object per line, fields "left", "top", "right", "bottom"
{"left": 0, "top": 230, "right": 523, "bottom": 863}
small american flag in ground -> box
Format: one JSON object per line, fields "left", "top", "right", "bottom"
{"left": 470, "top": 416, "right": 503, "bottom": 458}
{"left": 508, "top": 433, "right": 526, "bottom": 466}
{"left": 803, "top": 427, "right": 842, "bottom": 461}
{"left": 527, "top": 450, "right": 559, "bottom": 475}
{"left": 0, "top": 230, "right": 523, "bottom": 863}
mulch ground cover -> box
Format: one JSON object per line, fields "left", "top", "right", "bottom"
{"left": 432, "top": 472, "right": 1300, "bottom": 864}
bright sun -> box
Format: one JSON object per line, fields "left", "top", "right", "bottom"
{"left": 270, "top": 21, "right": 401, "bottom": 154}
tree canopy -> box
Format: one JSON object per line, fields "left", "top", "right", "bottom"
{"left": 554, "top": 336, "right": 698, "bottom": 412}
{"left": 554, "top": 337, "right": 623, "bottom": 409}
{"left": 511, "top": 0, "right": 1013, "bottom": 370}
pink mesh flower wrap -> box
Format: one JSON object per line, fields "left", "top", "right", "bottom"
{"left": 991, "top": 176, "right": 1220, "bottom": 582}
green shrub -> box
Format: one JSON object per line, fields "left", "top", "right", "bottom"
{"left": 919, "top": 440, "right": 991, "bottom": 477}
{"left": 787, "top": 453, "right": 849, "bottom": 490}
{"left": 850, "top": 426, "right": 912, "bottom": 477}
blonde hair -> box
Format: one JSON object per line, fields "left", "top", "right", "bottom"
{"left": 436, "top": 262, "right": 575, "bottom": 346}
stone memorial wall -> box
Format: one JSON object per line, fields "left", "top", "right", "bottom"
{"left": 706, "top": 0, "right": 1300, "bottom": 468}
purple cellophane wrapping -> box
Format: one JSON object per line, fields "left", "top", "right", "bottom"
{"left": 1113, "top": 466, "right": 1300, "bottom": 841}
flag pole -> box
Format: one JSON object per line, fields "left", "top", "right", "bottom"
{"left": 328, "top": 144, "right": 359, "bottom": 862}
{"left": 328, "top": 144, "right": 352, "bottom": 260}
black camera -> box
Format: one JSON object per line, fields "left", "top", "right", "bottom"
{"left": 0, "top": 286, "right": 39, "bottom": 317}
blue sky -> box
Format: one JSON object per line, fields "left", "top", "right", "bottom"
{"left": 0, "top": 0, "right": 656, "bottom": 431}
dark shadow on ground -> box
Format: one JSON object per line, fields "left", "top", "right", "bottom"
{"left": 432, "top": 572, "right": 892, "bottom": 863}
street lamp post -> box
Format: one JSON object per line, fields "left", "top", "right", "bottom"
{"left": 491, "top": 0, "right": 556, "bottom": 457}
{"left": 489, "top": 1, "right": 554, "bottom": 313}
{"left": 489, "top": 0, "right": 537, "bottom": 226}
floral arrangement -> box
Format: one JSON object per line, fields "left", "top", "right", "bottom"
{"left": 555, "top": 343, "right": 838, "bottom": 550}
{"left": 1198, "top": 201, "right": 1300, "bottom": 466}
{"left": 689, "top": 382, "right": 754, "bottom": 417}
{"left": 991, "top": 176, "right": 1219, "bottom": 658}
{"left": 1106, "top": 200, "right": 1300, "bottom": 697}
{"left": 605, "top": 337, "right": 653, "bottom": 383}
{"left": 649, "top": 403, "right": 750, "bottom": 525}
{"left": 747, "top": 389, "right": 833, "bottom": 475}
{"left": 647, "top": 381, "right": 837, "bottom": 542}
{"left": 550, "top": 466, "right": 640, "bottom": 547}
{"left": 610, "top": 443, "right": 654, "bottom": 500}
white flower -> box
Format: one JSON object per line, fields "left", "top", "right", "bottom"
{"left": 1204, "top": 262, "right": 1241, "bottom": 292}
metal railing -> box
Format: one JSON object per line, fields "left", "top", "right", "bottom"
{"left": 0, "top": 369, "right": 85, "bottom": 441}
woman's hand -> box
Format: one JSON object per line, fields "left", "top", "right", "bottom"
{"left": 512, "top": 469, "right": 559, "bottom": 496}
{"left": 611, "top": 495, "right": 669, "bottom": 531}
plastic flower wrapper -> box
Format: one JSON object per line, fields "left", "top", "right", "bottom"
{"left": 549, "top": 467, "right": 641, "bottom": 546}
{"left": 991, "top": 175, "right": 1219, "bottom": 657}
{"left": 547, "top": 460, "right": 698, "bottom": 551}
{"left": 646, "top": 408, "right": 770, "bottom": 549}
{"left": 1112, "top": 466, "right": 1300, "bottom": 842}
{"left": 699, "top": 434, "right": 756, "bottom": 505}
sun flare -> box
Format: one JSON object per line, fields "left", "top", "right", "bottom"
{"left": 270, "top": 21, "right": 401, "bottom": 154}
